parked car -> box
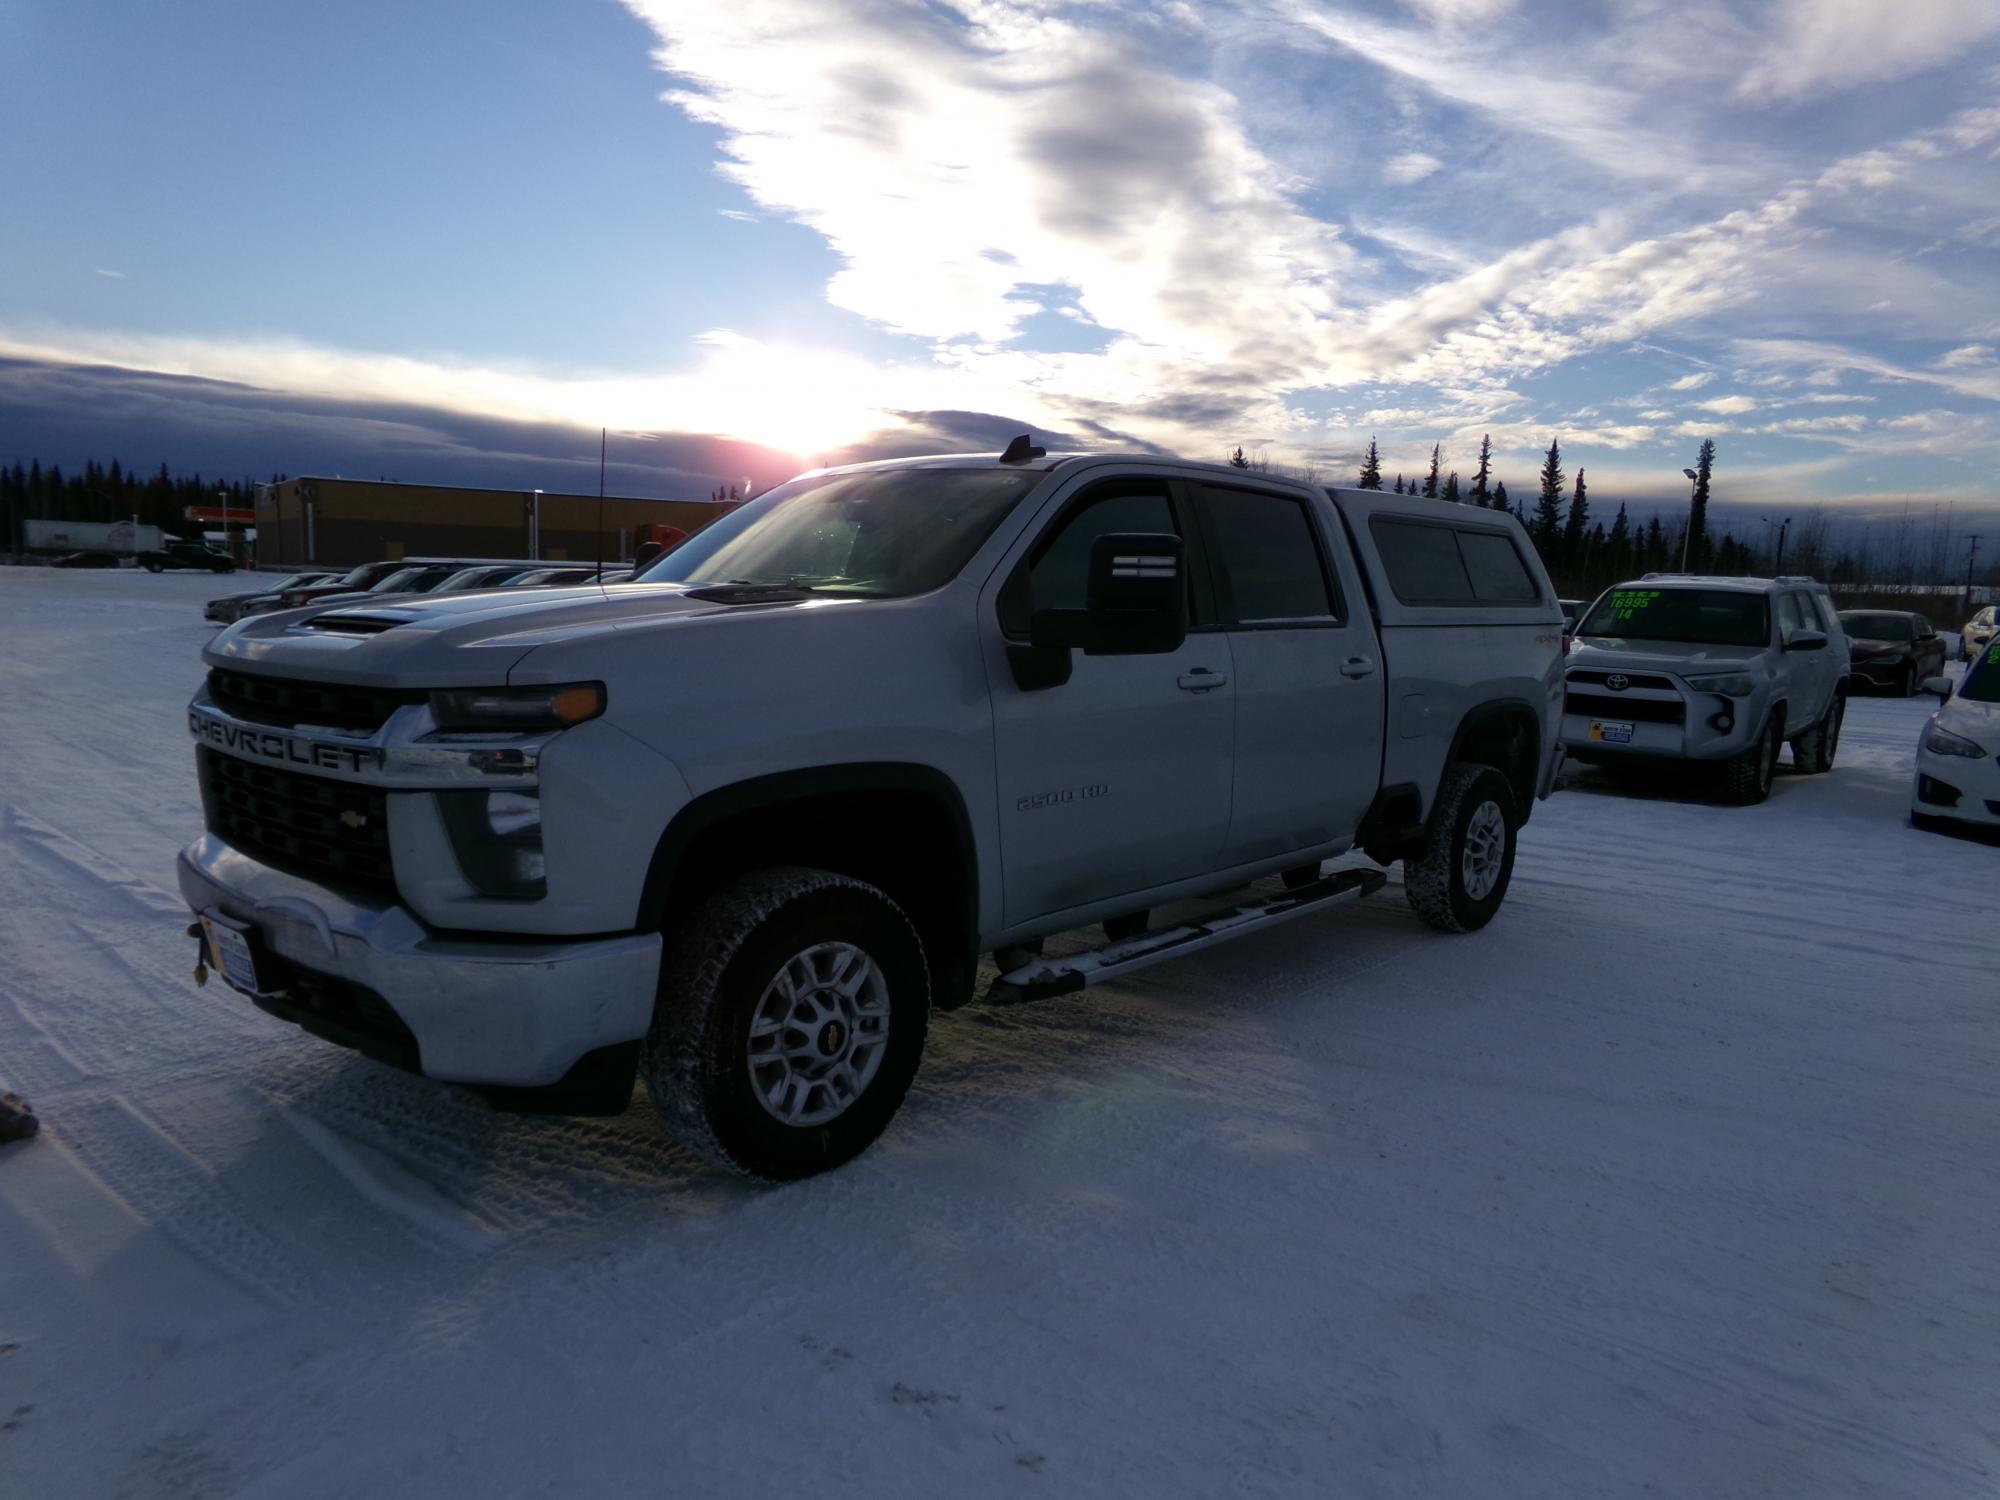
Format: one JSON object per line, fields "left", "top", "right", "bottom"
{"left": 1960, "top": 605, "right": 1998, "bottom": 661}
{"left": 295, "top": 564, "right": 471, "bottom": 612}
{"left": 139, "top": 540, "right": 235, "bottom": 573}
{"left": 50, "top": 551, "right": 123, "bottom": 569}
{"left": 204, "top": 572, "right": 338, "bottom": 624}
{"left": 179, "top": 446, "right": 1565, "bottom": 1180}
{"left": 502, "top": 565, "right": 622, "bottom": 587}
{"left": 1838, "top": 610, "right": 1948, "bottom": 696}
{"left": 428, "top": 564, "right": 540, "bottom": 593}
{"left": 275, "top": 559, "right": 464, "bottom": 609}
{"left": 1563, "top": 574, "right": 1848, "bottom": 804}
{"left": 1911, "top": 646, "right": 2000, "bottom": 835}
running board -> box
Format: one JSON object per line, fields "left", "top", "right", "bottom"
{"left": 986, "top": 867, "right": 1388, "bottom": 1005}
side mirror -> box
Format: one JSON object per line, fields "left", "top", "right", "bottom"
{"left": 1922, "top": 675, "right": 1953, "bottom": 700}
{"left": 1784, "top": 630, "right": 1828, "bottom": 652}
{"left": 1031, "top": 533, "right": 1188, "bottom": 657}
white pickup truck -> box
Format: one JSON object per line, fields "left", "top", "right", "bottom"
{"left": 180, "top": 444, "right": 1565, "bottom": 1178}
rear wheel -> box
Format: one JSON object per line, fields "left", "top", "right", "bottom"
{"left": 643, "top": 867, "right": 929, "bottom": 1181}
{"left": 1718, "top": 718, "right": 1780, "bottom": 804}
{"left": 1404, "top": 763, "right": 1518, "bottom": 934}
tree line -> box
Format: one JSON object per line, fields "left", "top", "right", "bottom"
{"left": 1, "top": 458, "right": 267, "bottom": 551}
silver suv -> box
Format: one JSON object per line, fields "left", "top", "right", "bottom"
{"left": 1562, "top": 574, "right": 1848, "bottom": 804}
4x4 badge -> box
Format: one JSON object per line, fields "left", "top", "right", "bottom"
{"left": 1605, "top": 673, "right": 1630, "bottom": 691}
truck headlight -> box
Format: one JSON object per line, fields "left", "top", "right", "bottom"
{"left": 431, "top": 682, "right": 605, "bottom": 733}
{"left": 1683, "top": 673, "right": 1754, "bottom": 696}
{"left": 1923, "top": 722, "right": 1987, "bottom": 759}
{"left": 437, "top": 790, "right": 546, "bottom": 898}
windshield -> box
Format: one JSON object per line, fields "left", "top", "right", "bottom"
{"left": 1838, "top": 614, "right": 1914, "bottom": 642}
{"left": 641, "top": 468, "right": 1042, "bottom": 597}
{"left": 1962, "top": 644, "right": 2000, "bottom": 704}
{"left": 333, "top": 566, "right": 379, "bottom": 587}
{"left": 1580, "top": 587, "right": 1771, "bottom": 648}
{"left": 368, "top": 568, "right": 423, "bottom": 592}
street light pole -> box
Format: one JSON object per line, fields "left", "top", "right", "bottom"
{"left": 1679, "top": 467, "right": 1699, "bottom": 571}
{"left": 1760, "top": 514, "right": 1791, "bottom": 575}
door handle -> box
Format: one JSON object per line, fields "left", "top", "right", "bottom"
{"left": 1339, "top": 657, "right": 1377, "bottom": 678}
{"left": 1177, "top": 669, "right": 1229, "bottom": 693}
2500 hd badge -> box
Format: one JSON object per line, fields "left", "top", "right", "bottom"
{"left": 189, "top": 711, "right": 380, "bottom": 773}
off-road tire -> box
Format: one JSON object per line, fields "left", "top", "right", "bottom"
{"left": 1404, "top": 763, "right": 1518, "bottom": 934}
{"left": 642, "top": 867, "right": 930, "bottom": 1181}
{"left": 1792, "top": 695, "right": 1843, "bottom": 774}
{"left": 1718, "top": 718, "right": 1780, "bottom": 805}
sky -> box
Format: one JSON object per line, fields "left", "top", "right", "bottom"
{"left": 3, "top": 0, "right": 1999, "bottom": 525}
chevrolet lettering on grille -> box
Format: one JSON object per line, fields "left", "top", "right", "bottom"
{"left": 188, "top": 712, "right": 382, "bottom": 774}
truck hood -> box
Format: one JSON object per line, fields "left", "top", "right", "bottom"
{"left": 1567, "top": 636, "right": 1762, "bottom": 676}
{"left": 204, "top": 582, "right": 854, "bottom": 687}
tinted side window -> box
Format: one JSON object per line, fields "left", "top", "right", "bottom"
{"left": 1813, "top": 594, "right": 1840, "bottom": 632}
{"left": 1199, "top": 486, "right": 1336, "bottom": 622}
{"left": 1458, "top": 531, "right": 1540, "bottom": 603}
{"left": 1371, "top": 518, "right": 1472, "bottom": 603}
{"left": 999, "top": 478, "right": 1182, "bottom": 636}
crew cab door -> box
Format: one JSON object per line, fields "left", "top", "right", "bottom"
{"left": 987, "top": 475, "right": 1234, "bottom": 924}
{"left": 1190, "top": 481, "right": 1385, "bottom": 865}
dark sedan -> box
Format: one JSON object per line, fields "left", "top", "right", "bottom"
{"left": 1837, "top": 609, "right": 1949, "bottom": 696}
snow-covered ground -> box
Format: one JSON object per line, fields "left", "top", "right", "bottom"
{"left": 2, "top": 567, "right": 1996, "bottom": 1499}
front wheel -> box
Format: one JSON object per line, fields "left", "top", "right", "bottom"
{"left": 1718, "top": 718, "right": 1779, "bottom": 804}
{"left": 1899, "top": 665, "right": 1917, "bottom": 698}
{"left": 1404, "top": 763, "right": 1518, "bottom": 933}
{"left": 643, "top": 867, "right": 929, "bottom": 1181}
{"left": 1792, "top": 695, "right": 1843, "bottom": 774}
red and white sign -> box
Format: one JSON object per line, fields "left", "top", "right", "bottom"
{"left": 184, "top": 506, "right": 255, "bottom": 525}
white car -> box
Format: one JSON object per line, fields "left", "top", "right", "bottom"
{"left": 1960, "top": 606, "right": 1998, "bottom": 661}
{"left": 1912, "top": 649, "right": 2000, "bottom": 834}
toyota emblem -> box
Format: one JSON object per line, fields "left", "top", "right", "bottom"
{"left": 1605, "top": 673, "right": 1630, "bottom": 692}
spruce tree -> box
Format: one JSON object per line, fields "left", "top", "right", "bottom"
{"left": 1493, "top": 480, "right": 1508, "bottom": 518}
{"left": 1468, "top": 434, "right": 1492, "bottom": 508}
{"left": 1644, "top": 515, "right": 1665, "bottom": 573}
{"left": 1228, "top": 447, "right": 1250, "bottom": 470}
{"left": 1357, "top": 438, "right": 1383, "bottom": 490}
{"left": 1560, "top": 467, "right": 1589, "bottom": 574}
{"left": 1422, "top": 444, "right": 1441, "bottom": 498}
{"left": 1688, "top": 438, "right": 1715, "bottom": 570}
{"left": 1607, "top": 502, "right": 1630, "bottom": 581}
{"left": 1394, "top": 475, "right": 1405, "bottom": 494}
{"left": 1530, "top": 438, "right": 1565, "bottom": 562}
{"left": 1443, "top": 471, "right": 1460, "bottom": 505}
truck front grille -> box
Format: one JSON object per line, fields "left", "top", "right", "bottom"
{"left": 199, "top": 749, "right": 395, "bottom": 895}
{"left": 1563, "top": 691, "right": 1686, "bottom": 724}
{"left": 1566, "top": 670, "right": 1677, "bottom": 691}
{"left": 207, "top": 668, "right": 423, "bottom": 734}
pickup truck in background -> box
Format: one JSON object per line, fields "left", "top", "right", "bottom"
{"left": 139, "top": 540, "right": 235, "bottom": 573}
{"left": 179, "top": 444, "right": 1564, "bottom": 1179}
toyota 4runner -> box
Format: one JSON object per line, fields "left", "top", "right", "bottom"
{"left": 1563, "top": 574, "right": 1848, "bottom": 804}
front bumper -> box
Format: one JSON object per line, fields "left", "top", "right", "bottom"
{"left": 1560, "top": 686, "right": 1764, "bottom": 764}
{"left": 1911, "top": 746, "right": 2000, "bottom": 828}
{"left": 178, "top": 835, "right": 661, "bottom": 1086}
{"left": 1848, "top": 654, "right": 1914, "bottom": 689}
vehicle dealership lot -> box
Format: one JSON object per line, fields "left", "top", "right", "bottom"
{"left": 2, "top": 570, "right": 1996, "bottom": 1498}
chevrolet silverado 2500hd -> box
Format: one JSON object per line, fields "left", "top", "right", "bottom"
{"left": 180, "top": 445, "right": 1564, "bottom": 1179}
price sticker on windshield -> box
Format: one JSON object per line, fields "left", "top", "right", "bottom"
{"left": 1608, "top": 589, "right": 1661, "bottom": 624}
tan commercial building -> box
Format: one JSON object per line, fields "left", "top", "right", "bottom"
{"left": 252, "top": 477, "right": 735, "bottom": 571}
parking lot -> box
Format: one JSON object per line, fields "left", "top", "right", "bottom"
{"left": 2, "top": 567, "right": 1996, "bottom": 1499}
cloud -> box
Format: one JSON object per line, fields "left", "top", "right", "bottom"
{"left": 93, "top": 269, "right": 125, "bottom": 279}
{"left": 1732, "top": 337, "right": 2000, "bottom": 403}
{"left": 1937, "top": 344, "right": 1995, "bottom": 370}
{"left": 1665, "top": 372, "right": 1714, "bottom": 392}
{"left": 1696, "top": 395, "right": 1759, "bottom": 414}
{"left": 1738, "top": 0, "right": 2000, "bottom": 101}
{"left": 1382, "top": 151, "right": 1442, "bottom": 185}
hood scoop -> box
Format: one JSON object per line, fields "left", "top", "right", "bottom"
{"left": 683, "top": 583, "right": 811, "bottom": 605}
{"left": 294, "top": 612, "right": 409, "bottom": 636}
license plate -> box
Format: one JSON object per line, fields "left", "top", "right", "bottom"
{"left": 1590, "top": 719, "right": 1634, "bottom": 744}
{"left": 199, "top": 911, "right": 263, "bottom": 996}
